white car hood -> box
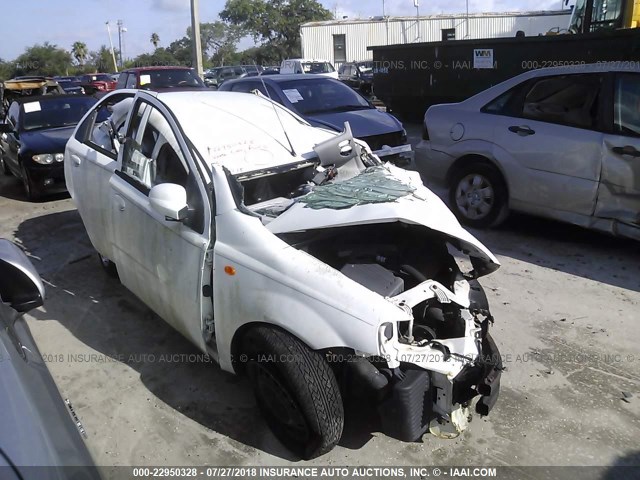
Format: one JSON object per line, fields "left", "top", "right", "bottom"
{"left": 266, "top": 165, "right": 500, "bottom": 273}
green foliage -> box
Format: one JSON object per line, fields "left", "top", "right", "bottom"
{"left": 221, "top": 0, "right": 332, "bottom": 59}
{"left": 86, "top": 46, "right": 118, "bottom": 73}
{"left": 150, "top": 32, "right": 161, "bottom": 49}
{"left": 12, "top": 42, "right": 72, "bottom": 77}
{"left": 72, "top": 41, "right": 88, "bottom": 66}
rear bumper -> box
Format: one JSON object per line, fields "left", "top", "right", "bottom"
{"left": 414, "top": 140, "right": 454, "bottom": 188}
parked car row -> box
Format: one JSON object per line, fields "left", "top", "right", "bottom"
{"left": 219, "top": 74, "right": 413, "bottom": 164}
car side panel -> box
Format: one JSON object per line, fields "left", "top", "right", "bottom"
{"left": 490, "top": 116, "right": 601, "bottom": 217}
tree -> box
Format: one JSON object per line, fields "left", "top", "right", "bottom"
{"left": 150, "top": 32, "right": 160, "bottom": 49}
{"left": 220, "top": 0, "right": 332, "bottom": 60}
{"left": 87, "top": 46, "right": 118, "bottom": 72}
{"left": 71, "top": 41, "right": 88, "bottom": 66}
{"left": 13, "top": 42, "right": 72, "bottom": 76}
{"left": 187, "top": 21, "right": 243, "bottom": 66}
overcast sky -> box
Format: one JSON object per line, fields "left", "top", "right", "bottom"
{"left": 1, "top": 0, "right": 568, "bottom": 61}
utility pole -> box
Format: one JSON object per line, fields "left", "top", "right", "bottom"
{"left": 190, "top": 0, "right": 203, "bottom": 77}
{"left": 466, "top": 0, "right": 469, "bottom": 39}
{"left": 117, "top": 20, "right": 123, "bottom": 69}
{"left": 105, "top": 21, "right": 118, "bottom": 73}
{"left": 414, "top": 0, "right": 421, "bottom": 42}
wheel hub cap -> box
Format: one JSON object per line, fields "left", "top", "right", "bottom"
{"left": 455, "top": 174, "right": 495, "bottom": 220}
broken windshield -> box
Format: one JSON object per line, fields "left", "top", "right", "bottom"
{"left": 298, "top": 166, "right": 416, "bottom": 210}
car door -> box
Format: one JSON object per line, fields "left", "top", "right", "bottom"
{"left": 65, "top": 92, "right": 135, "bottom": 259}
{"left": 594, "top": 72, "right": 640, "bottom": 227}
{"left": 489, "top": 73, "right": 605, "bottom": 216}
{"left": 109, "top": 94, "right": 211, "bottom": 351}
{"left": 0, "top": 102, "right": 21, "bottom": 175}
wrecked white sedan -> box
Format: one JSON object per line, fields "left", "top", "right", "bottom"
{"left": 64, "top": 90, "right": 502, "bottom": 459}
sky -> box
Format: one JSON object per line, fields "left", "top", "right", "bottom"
{"left": 0, "top": 0, "right": 568, "bottom": 62}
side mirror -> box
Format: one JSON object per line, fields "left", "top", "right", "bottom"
{"left": 0, "top": 123, "right": 13, "bottom": 134}
{"left": 149, "top": 183, "right": 189, "bottom": 221}
{"left": 0, "top": 239, "right": 45, "bottom": 313}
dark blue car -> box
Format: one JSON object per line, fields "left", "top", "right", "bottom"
{"left": 0, "top": 94, "right": 100, "bottom": 200}
{"left": 219, "top": 74, "right": 413, "bottom": 165}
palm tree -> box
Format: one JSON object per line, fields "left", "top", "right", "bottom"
{"left": 150, "top": 33, "right": 160, "bottom": 49}
{"left": 71, "top": 41, "right": 88, "bottom": 66}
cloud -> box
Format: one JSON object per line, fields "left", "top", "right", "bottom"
{"left": 151, "top": 0, "right": 190, "bottom": 12}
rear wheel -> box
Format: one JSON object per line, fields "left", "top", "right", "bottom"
{"left": 242, "top": 326, "right": 344, "bottom": 459}
{"left": 449, "top": 162, "right": 508, "bottom": 228}
{"left": 98, "top": 253, "right": 119, "bottom": 279}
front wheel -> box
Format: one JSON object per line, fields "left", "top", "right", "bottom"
{"left": 19, "top": 163, "right": 39, "bottom": 201}
{"left": 0, "top": 155, "right": 10, "bottom": 175}
{"left": 449, "top": 163, "right": 508, "bottom": 228}
{"left": 242, "top": 326, "right": 344, "bottom": 459}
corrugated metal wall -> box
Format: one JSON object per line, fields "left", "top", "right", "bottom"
{"left": 301, "top": 12, "right": 572, "bottom": 66}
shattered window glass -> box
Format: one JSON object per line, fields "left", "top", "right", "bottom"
{"left": 298, "top": 166, "right": 416, "bottom": 210}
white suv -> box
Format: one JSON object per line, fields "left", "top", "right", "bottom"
{"left": 280, "top": 58, "right": 339, "bottom": 79}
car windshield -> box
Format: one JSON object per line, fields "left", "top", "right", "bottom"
{"left": 139, "top": 69, "right": 205, "bottom": 88}
{"left": 85, "top": 74, "right": 111, "bottom": 82}
{"left": 21, "top": 96, "right": 97, "bottom": 131}
{"left": 279, "top": 78, "right": 372, "bottom": 115}
{"left": 302, "top": 62, "right": 335, "bottom": 74}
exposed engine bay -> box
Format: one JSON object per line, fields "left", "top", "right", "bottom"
{"left": 277, "top": 223, "right": 502, "bottom": 439}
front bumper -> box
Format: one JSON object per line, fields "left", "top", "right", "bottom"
{"left": 378, "top": 332, "right": 502, "bottom": 442}
{"left": 26, "top": 163, "right": 67, "bottom": 194}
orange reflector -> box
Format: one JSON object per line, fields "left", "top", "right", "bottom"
{"left": 224, "top": 265, "right": 236, "bottom": 276}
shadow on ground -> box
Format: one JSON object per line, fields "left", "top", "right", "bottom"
{"left": 14, "top": 210, "right": 379, "bottom": 461}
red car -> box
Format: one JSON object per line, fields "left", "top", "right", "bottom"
{"left": 79, "top": 73, "right": 117, "bottom": 93}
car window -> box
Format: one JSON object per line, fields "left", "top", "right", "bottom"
{"left": 482, "top": 87, "right": 520, "bottom": 115}
{"left": 121, "top": 101, "right": 189, "bottom": 191}
{"left": 302, "top": 62, "right": 335, "bottom": 74}
{"left": 7, "top": 102, "right": 19, "bottom": 127}
{"left": 231, "top": 82, "right": 255, "bottom": 94}
{"left": 126, "top": 73, "right": 137, "bottom": 89}
{"left": 520, "top": 74, "right": 602, "bottom": 129}
{"left": 21, "top": 96, "right": 98, "bottom": 131}
{"left": 79, "top": 93, "right": 134, "bottom": 157}
{"left": 278, "top": 78, "right": 371, "bottom": 115}
{"left": 116, "top": 73, "right": 128, "bottom": 89}
{"left": 613, "top": 73, "right": 640, "bottom": 137}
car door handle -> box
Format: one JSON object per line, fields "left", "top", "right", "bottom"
{"left": 508, "top": 126, "right": 536, "bottom": 136}
{"left": 611, "top": 145, "right": 640, "bottom": 157}
{"left": 113, "top": 194, "right": 126, "bottom": 212}
{"left": 71, "top": 154, "right": 82, "bottom": 166}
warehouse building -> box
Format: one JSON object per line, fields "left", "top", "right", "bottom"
{"left": 300, "top": 10, "right": 572, "bottom": 67}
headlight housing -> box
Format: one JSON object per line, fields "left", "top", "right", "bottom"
{"left": 32, "top": 153, "right": 64, "bottom": 165}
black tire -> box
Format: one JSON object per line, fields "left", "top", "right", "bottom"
{"left": 19, "top": 162, "right": 40, "bottom": 201}
{"left": 449, "top": 162, "right": 508, "bottom": 228}
{"left": 98, "top": 253, "right": 119, "bottom": 279}
{"left": 0, "top": 155, "right": 10, "bottom": 175}
{"left": 242, "top": 326, "right": 343, "bottom": 459}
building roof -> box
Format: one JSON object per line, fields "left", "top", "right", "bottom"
{"left": 302, "top": 10, "right": 569, "bottom": 27}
